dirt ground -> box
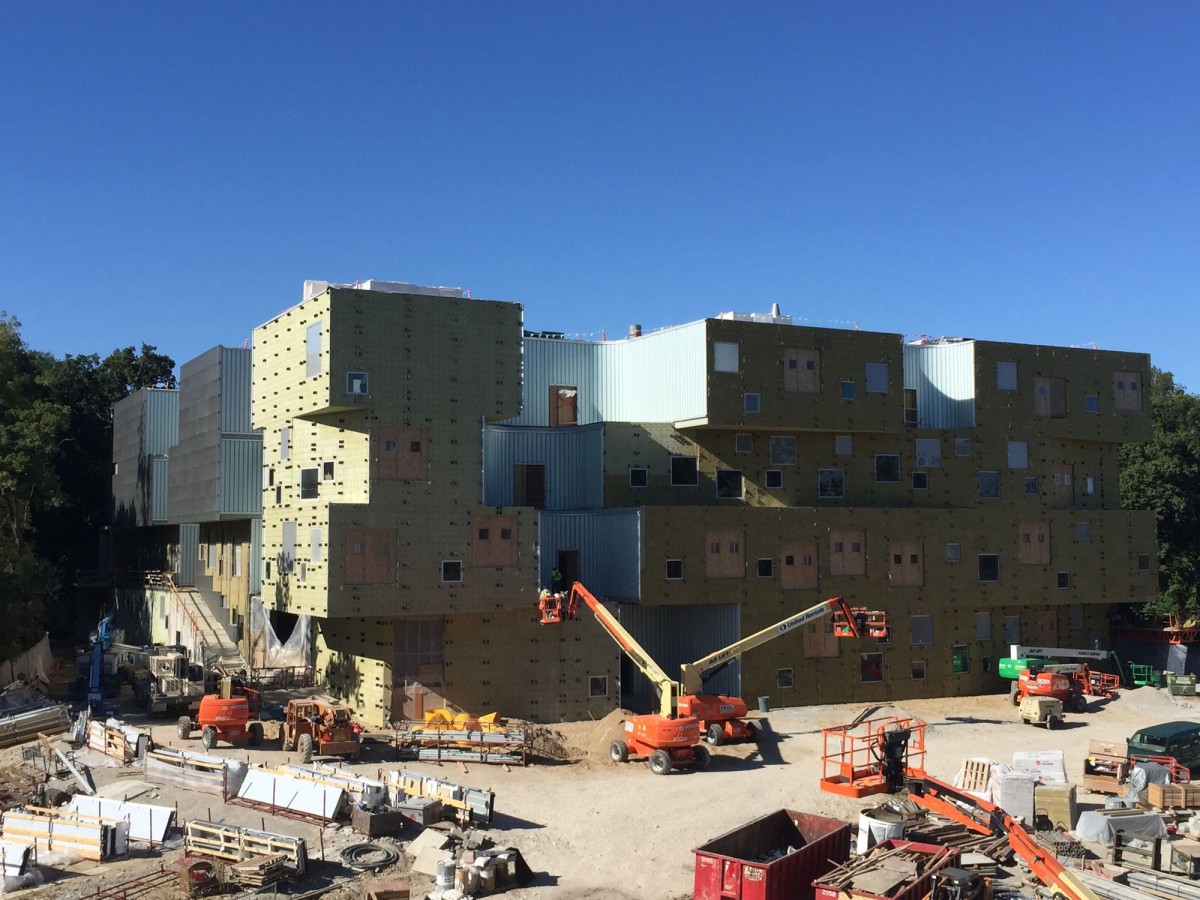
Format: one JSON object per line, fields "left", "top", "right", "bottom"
{"left": 8, "top": 684, "right": 1200, "bottom": 899}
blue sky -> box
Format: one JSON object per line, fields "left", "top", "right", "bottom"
{"left": 3, "top": 4, "right": 1198, "bottom": 389}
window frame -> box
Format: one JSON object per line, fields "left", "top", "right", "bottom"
{"left": 715, "top": 469, "right": 744, "bottom": 500}
{"left": 734, "top": 433, "right": 754, "bottom": 454}
{"left": 670, "top": 455, "right": 699, "bottom": 487}
{"left": 874, "top": 454, "right": 901, "bottom": 484}
{"left": 299, "top": 466, "right": 320, "bottom": 501}
{"left": 713, "top": 341, "right": 739, "bottom": 373}
{"left": 978, "top": 470, "right": 1000, "bottom": 500}
{"left": 765, "top": 469, "right": 783, "bottom": 489}
{"left": 840, "top": 380, "right": 857, "bottom": 401}
{"left": 978, "top": 553, "right": 1000, "bottom": 583}
{"left": 440, "top": 560, "right": 463, "bottom": 584}
{"left": 628, "top": 466, "right": 648, "bottom": 488}
{"left": 756, "top": 558, "right": 774, "bottom": 578}
{"left": 860, "top": 652, "right": 884, "bottom": 684}
{"left": 665, "top": 559, "right": 684, "bottom": 581}
{"left": 346, "top": 371, "right": 369, "bottom": 396}
{"left": 743, "top": 392, "right": 761, "bottom": 414}
{"left": 817, "top": 468, "right": 845, "bottom": 499}
{"left": 769, "top": 435, "right": 797, "bottom": 466}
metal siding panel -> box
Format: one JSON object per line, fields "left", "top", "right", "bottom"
{"left": 903, "top": 342, "right": 977, "bottom": 429}
{"left": 151, "top": 457, "right": 169, "bottom": 522}
{"left": 482, "top": 424, "right": 602, "bottom": 508}
{"left": 619, "top": 603, "right": 740, "bottom": 707}
{"left": 219, "top": 347, "right": 254, "bottom": 434}
{"left": 143, "top": 389, "right": 179, "bottom": 455}
{"left": 219, "top": 437, "right": 263, "bottom": 516}
{"left": 178, "top": 524, "right": 199, "bottom": 586}
{"left": 506, "top": 323, "right": 707, "bottom": 426}
{"left": 538, "top": 509, "right": 641, "bottom": 599}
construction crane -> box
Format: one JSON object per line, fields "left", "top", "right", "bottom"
{"left": 85, "top": 616, "right": 115, "bottom": 715}
{"left": 905, "top": 774, "right": 1100, "bottom": 900}
{"left": 678, "top": 597, "right": 889, "bottom": 745}
{"left": 538, "top": 582, "right": 706, "bottom": 774}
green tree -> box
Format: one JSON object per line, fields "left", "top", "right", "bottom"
{"left": 0, "top": 313, "right": 176, "bottom": 654}
{"left": 1120, "top": 368, "right": 1200, "bottom": 616}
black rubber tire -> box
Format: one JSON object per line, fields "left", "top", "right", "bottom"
{"left": 298, "top": 733, "right": 314, "bottom": 763}
{"left": 1047, "top": 716, "right": 1060, "bottom": 730}
{"left": 648, "top": 749, "right": 672, "bottom": 775}
{"left": 1071, "top": 695, "right": 1088, "bottom": 713}
{"left": 1009, "top": 684, "right": 1021, "bottom": 706}
{"left": 706, "top": 723, "right": 726, "bottom": 746}
{"left": 609, "top": 740, "right": 628, "bottom": 763}
{"left": 744, "top": 721, "right": 759, "bottom": 742}
{"left": 248, "top": 722, "right": 264, "bottom": 747}
{"left": 692, "top": 745, "right": 711, "bottom": 770}
{"left": 200, "top": 725, "right": 217, "bottom": 750}
{"left": 282, "top": 734, "right": 294, "bottom": 752}
{"left": 177, "top": 717, "right": 192, "bottom": 740}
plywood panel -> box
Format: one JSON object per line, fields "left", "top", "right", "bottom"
{"left": 378, "top": 427, "right": 428, "bottom": 480}
{"left": 830, "top": 530, "right": 865, "bottom": 576}
{"left": 890, "top": 541, "right": 924, "bottom": 587}
{"left": 471, "top": 515, "right": 518, "bottom": 567}
{"left": 780, "top": 542, "right": 818, "bottom": 590}
{"left": 705, "top": 530, "right": 744, "bottom": 579}
{"left": 784, "top": 348, "right": 820, "bottom": 393}
{"left": 1018, "top": 522, "right": 1050, "bottom": 565}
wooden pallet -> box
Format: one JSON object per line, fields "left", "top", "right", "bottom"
{"left": 960, "top": 759, "right": 991, "bottom": 794}
{"left": 185, "top": 820, "right": 307, "bottom": 875}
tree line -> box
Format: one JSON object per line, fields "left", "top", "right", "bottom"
{"left": 0, "top": 312, "right": 174, "bottom": 659}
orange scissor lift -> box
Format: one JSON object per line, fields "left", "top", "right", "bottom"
{"left": 819, "top": 715, "right": 928, "bottom": 798}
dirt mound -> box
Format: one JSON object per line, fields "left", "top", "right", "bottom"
{"left": 527, "top": 723, "right": 580, "bottom": 761}
{"left": 584, "top": 708, "right": 633, "bottom": 760}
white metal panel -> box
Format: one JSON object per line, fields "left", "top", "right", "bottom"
{"left": 68, "top": 795, "right": 175, "bottom": 844}
{"left": 236, "top": 769, "right": 346, "bottom": 821}
{"left": 903, "top": 341, "right": 976, "bottom": 428}
{"left": 0, "top": 840, "right": 29, "bottom": 878}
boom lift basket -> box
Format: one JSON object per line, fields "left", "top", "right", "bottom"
{"left": 820, "top": 715, "right": 927, "bottom": 798}
{"left": 831, "top": 608, "right": 889, "bottom": 640}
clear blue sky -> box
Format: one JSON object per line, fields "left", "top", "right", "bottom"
{"left": 3, "top": 4, "right": 1198, "bottom": 389}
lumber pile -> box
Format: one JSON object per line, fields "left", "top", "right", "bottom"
{"left": 815, "top": 840, "right": 958, "bottom": 899}
{"left": 185, "top": 820, "right": 308, "bottom": 875}
{"left": 230, "top": 854, "right": 289, "bottom": 888}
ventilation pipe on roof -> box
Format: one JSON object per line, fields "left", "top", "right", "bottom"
{"left": 629, "top": 324, "right": 642, "bottom": 338}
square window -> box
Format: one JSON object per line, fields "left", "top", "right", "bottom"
{"left": 629, "top": 467, "right": 648, "bottom": 488}
{"left": 834, "top": 542, "right": 843, "bottom": 553}
{"left": 744, "top": 393, "right": 761, "bottom": 414}
{"left": 865, "top": 363, "right": 889, "bottom": 393}
{"left": 300, "top": 467, "right": 319, "bottom": 500}
{"left": 835, "top": 435, "right": 853, "bottom": 455}
{"left": 409, "top": 440, "right": 422, "bottom": 453}
{"left": 851, "top": 541, "right": 861, "bottom": 553}
{"left": 803, "top": 554, "right": 813, "bottom": 565}
{"left": 713, "top": 341, "right": 739, "bottom": 373}
{"left": 1057, "top": 571, "right": 1071, "bottom": 589}
{"left": 670, "top": 456, "right": 699, "bottom": 486}
{"left": 914, "top": 438, "right": 941, "bottom": 468}
{"left": 478, "top": 528, "right": 490, "bottom": 540}
{"left": 1085, "top": 393, "right": 1099, "bottom": 414}
{"left": 500, "top": 528, "right": 513, "bottom": 540}
{"left": 975, "top": 611, "right": 992, "bottom": 641}
{"left": 757, "top": 558, "right": 774, "bottom": 578}
{"left": 910, "top": 614, "right": 933, "bottom": 645}
{"left": 874, "top": 454, "right": 901, "bottom": 483}
{"left": 1076, "top": 522, "right": 1091, "bottom": 541}
{"left": 765, "top": 469, "right": 783, "bottom": 489}
{"left": 1007, "top": 441, "right": 1028, "bottom": 469}
{"left": 1139, "top": 554, "right": 1151, "bottom": 571}
{"left": 840, "top": 380, "right": 857, "bottom": 400}
{"left": 346, "top": 371, "right": 369, "bottom": 395}
{"left": 978, "top": 554, "right": 1000, "bottom": 582}
{"left": 996, "top": 361, "right": 1018, "bottom": 391}
{"left": 955, "top": 438, "right": 972, "bottom": 458}
{"left": 441, "top": 560, "right": 463, "bottom": 583}
{"left": 735, "top": 433, "right": 754, "bottom": 454}
{"left": 951, "top": 645, "right": 969, "bottom": 674}
{"left": 716, "top": 469, "right": 744, "bottom": 499}
{"left": 787, "top": 358, "right": 797, "bottom": 370}
{"left": 912, "top": 472, "right": 928, "bottom": 490}
{"left": 860, "top": 653, "right": 884, "bottom": 683}
{"left": 893, "top": 553, "right": 902, "bottom": 564}
{"left": 589, "top": 675, "right": 608, "bottom": 698}
{"left": 777, "top": 668, "right": 795, "bottom": 690}
{"left": 1024, "top": 476, "right": 1039, "bottom": 495}
{"left": 385, "top": 439, "right": 397, "bottom": 452}
{"left": 666, "top": 559, "right": 684, "bottom": 581}
{"left": 978, "top": 471, "right": 1000, "bottom": 499}
{"left": 769, "top": 436, "right": 797, "bottom": 466}
{"left": 911, "top": 661, "right": 927, "bottom": 680}
{"left": 818, "top": 469, "right": 845, "bottom": 499}
{"left": 322, "top": 460, "right": 335, "bottom": 481}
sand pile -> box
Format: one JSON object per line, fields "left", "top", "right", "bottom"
{"left": 584, "top": 708, "right": 633, "bottom": 760}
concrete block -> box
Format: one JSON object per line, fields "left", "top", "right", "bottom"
{"left": 405, "top": 827, "right": 451, "bottom": 859}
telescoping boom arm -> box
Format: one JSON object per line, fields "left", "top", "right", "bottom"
{"left": 1009, "top": 645, "right": 1108, "bottom": 661}
{"left": 549, "top": 583, "right": 679, "bottom": 718}
{"left": 679, "top": 597, "right": 884, "bottom": 695}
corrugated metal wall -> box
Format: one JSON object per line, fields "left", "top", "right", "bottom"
{"left": 143, "top": 389, "right": 180, "bottom": 455}
{"left": 151, "top": 457, "right": 169, "bottom": 523}
{"left": 506, "top": 322, "right": 708, "bottom": 426}
{"left": 177, "top": 523, "right": 199, "bottom": 587}
{"left": 903, "top": 341, "right": 977, "bottom": 429}
{"left": 220, "top": 438, "right": 263, "bottom": 516}
{"left": 538, "top": 509, "right": 641, "bottom": 600}
{"left": 618, "top": 603, "right": 740, "bottom": 710}
{"left": 482, "top": 424, "right": 603, "bottom": 508}
{"left": 219, "top": 347, "right": 253, "bottom": 434}
{"left": 249, "top": 518, "right": 262, "bottom": 595}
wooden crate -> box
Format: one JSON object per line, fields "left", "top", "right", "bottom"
{"left": 1147, "top": 781, "right": 1200, "bottom": 810}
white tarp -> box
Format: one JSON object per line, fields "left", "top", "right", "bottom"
{"left": 278, "top": 762, "right": 388, "bottom": 807}
{"left": 69, "top": 796, "right": 175, "bottom": 844}
{"left": 249, "top": 597, "right": 312, "bottom": 669}
{"left": 0, "top": 634, "right": 54, "bottom": 688}
{"left": 0, "top": 840, "right": 30, "bottom": 878}
{"left": 236, "top": 769, "right": 345, "bottom": 821}
{"left": 144, "top": 748, "right": 248, "bottom": 797}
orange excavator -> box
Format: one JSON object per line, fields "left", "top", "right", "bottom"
{"left": 678, "top": 596, "right": 888, "bottom": 745}
{"left": 539, "top": 582, "right": 706, "bottom": 775}
{"left": 905, "top": 774, "right": 1100, "bottom": 900}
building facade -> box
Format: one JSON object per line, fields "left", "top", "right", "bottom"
{"left": 250, "top": 282, "right": 1156, "bottom": 726}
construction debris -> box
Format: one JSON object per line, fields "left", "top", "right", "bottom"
{"left": 86, "top": 717, "right": 151, "bottom": 763}
{"left": 143, "top": 747, "right": 248, "bottom": 796}
{"left": 230, "top": 853, "right": 290, "bottom": 889}
{"left": 68, "top": 794, "right": 176, "bottom": 845}
{"left": 2, "top": 805, "right": 129, "bottom": 861}
{"left": 0, "top": 701, "right": 71, "bottom": 749}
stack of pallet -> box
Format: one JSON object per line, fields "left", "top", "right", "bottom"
{"left": 230, "top": 854, "right": 288, "bottom": 888}
{"left": 1149, "top": 781, "right": 1200, "bottom": 811}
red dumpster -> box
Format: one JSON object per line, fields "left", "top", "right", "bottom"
{"left": 693, "top": 809, "right": 851, "bottom": 900}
